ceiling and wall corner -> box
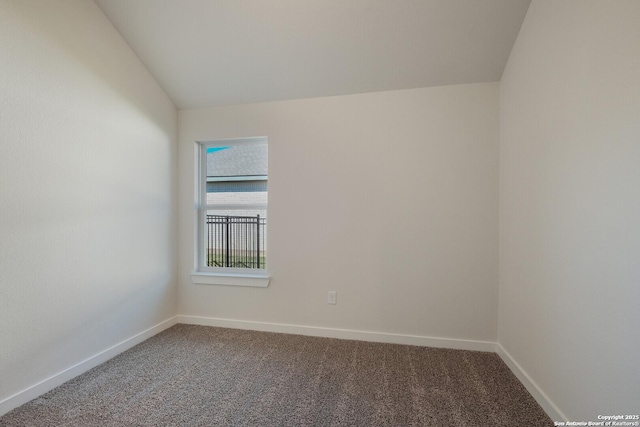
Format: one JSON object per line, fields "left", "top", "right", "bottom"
{"left": 93, "top": 0, "right": 531, "bottom": 109}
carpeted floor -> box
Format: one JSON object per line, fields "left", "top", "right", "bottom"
{"left": 0, "top": 324, "right": 552, "bottom": 426}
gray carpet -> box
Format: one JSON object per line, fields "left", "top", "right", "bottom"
{"left": 0, "top": 324, "right": 552, "bottom": 426}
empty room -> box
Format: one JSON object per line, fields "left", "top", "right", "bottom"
{"left": 1, "top": 0, "right": 638, "bottom": 425}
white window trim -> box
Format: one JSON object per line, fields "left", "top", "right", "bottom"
{"left": 192, "top": 137, "right": 270, "bottom": 287}
{"left": 191, "top": 272, "right": 270, "bottom": 287}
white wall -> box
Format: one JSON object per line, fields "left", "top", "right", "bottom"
{"left": 178, "top": 83, "right": 499, "bottom": 343}
{"left": 0, "top": 0, "right": 178, "bottom": 409}
{"left": 499, "top": 0, "right": 640, "bottom": 421}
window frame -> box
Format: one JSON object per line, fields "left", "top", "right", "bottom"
{"left": 191, "top": 137, "right": 270, "bottom": 287}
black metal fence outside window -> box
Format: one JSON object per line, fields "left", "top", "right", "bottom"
{"left": 206, "top": 214, "right": 266, "bottom": 269}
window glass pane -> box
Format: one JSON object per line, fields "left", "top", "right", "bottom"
{"left": 204, "top": 209, "right": 267, "bottom": 269}
{"left": 206, "top": 145, "right": 268, "bottom": 178}
{"left": 202, "top": 141, "right": 268, "bottom": 271}
{"left": 206, "top": 191, "right": 267, "bottom": 206}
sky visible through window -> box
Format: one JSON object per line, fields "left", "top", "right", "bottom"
{"left": 206, "top": 146, "right": 229, "bottom": 154}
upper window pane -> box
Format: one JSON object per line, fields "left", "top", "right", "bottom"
{"left": 206, "top": 144, "right": 268, "bottom": 178}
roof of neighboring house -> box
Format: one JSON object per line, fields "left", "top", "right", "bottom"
{"left": 207, "top": 145, "right": 267, "bottom": 178}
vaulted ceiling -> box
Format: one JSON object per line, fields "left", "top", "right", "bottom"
{"left": 94, "top": 0, "right": 531, "bottom": 109}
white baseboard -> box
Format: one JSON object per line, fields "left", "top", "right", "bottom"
{"left": 496, "top": 343, "right": 567, "bottom": 422}
{"left": 178, "top": 315, "right": 497, "bottom": 352}
{"left": 0, "top": 316, "right": 178, "bottom": 417}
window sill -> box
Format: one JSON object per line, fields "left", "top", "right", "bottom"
{"left": 190, "top": 272, "right": 270, "bottom": 288}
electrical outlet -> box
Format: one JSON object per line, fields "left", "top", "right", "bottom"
{"left": 328, "top": 291, "right": 337, "bottom": 305}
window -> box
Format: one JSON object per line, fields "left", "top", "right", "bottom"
{"left": 192, "top": 137, "right": 269, "bottom": 286}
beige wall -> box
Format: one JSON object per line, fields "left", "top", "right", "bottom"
{"left": 0, "top": 0, "right": 178, "bottom": 407}
{"left": 499, "top": 0, "right": 640, "bottom": 420}
{"left": 178, "top": 83, "right": 499, "bottom": 342}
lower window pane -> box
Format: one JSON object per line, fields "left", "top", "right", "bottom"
{"left": 205, "top": 209, "right": 267, "bottom": 269}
